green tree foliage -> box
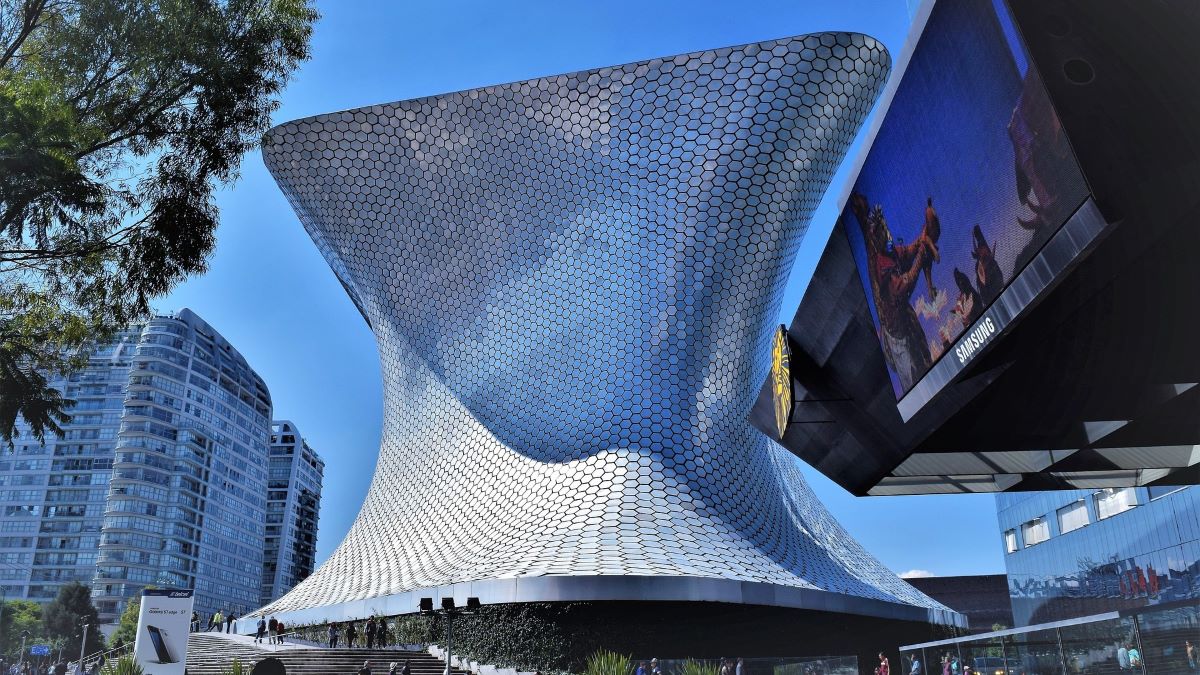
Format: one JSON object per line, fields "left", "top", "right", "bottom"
{"left": 42, "top": 581, "right": 105, "bottom": 657}
{"left": 0, "top": 598, "right": 47, "bottom": 657}
{"left": 0, "top": 0, "right": 317, "bottom": 444}
{"left": 107, "top": 594, "right": 140, "bottom": 649}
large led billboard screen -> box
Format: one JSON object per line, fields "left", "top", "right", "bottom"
{"left": 842, "top": 0, "right": 1089, "bottom": 400}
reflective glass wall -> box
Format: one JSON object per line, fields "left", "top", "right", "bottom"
{"left": 901, "top": 600, "right": 1200, "bottom": 675}
{"left": 996, "top": 487, "right": 1200, "bottom": 626}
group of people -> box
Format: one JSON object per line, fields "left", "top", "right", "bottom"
{"left": 634, "top": 658, "right": 744, "bottom": 675}
{"left": 1116, "top": 643, "right": 1142, "bottom": 670}
{"left": 328, "top": 616, "right": 390, "bottom": 649}
{"left": 878, "top": 652, "right": 930, "bottom": 675}
{"left": 254, "top": 617, "right": 290, "bottom": 645}
{"left": 197, "top": 610, "right": 239, "bottom": 633}
{"left": 354, "top": 660, "right": 411, "bottom": 675}
{"left": 1, "top": 660, "right": 101, "bottom": 675}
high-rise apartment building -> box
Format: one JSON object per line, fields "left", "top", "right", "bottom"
{"left": 0, "top": 309, "right": 279, "bottom": 623}
{"left": 2, "top": 325, "right": 142, "bottom": 604}
{"left": 260, "top": 421, "right": 323, "bottom": 606}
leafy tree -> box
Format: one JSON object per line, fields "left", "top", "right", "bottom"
{"left": 42, "top": 581, "right": 104, "bottom": 657}
{"left": 0, "top": 0, "right": 317, "bottom": 444}
{"left": 107, "top": 593, "right": 140, "bottom": 649}
{"left": 0, "top": 598, "right": 46, "bottom": 656}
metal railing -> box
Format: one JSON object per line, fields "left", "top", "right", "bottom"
{"left": 72, "top": 642, "right": 133, "bottom": 674}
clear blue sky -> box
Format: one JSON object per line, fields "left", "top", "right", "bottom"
{"left": 160, "top": 0, "right": 1004, "bottom": 579}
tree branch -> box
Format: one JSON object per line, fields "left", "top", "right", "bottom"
{"left": 0, "top": 0, "right": 50, "bottom": 71}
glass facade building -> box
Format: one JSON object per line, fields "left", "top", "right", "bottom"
{"left": 260, "top": 421, "right": 323, "bottom": 606}
{"left": 2, "top": 326, "right": 141, "bottom": 603}
{"left": 902, "top": 600, "right": 1200, "bottom": 675}
{"left": 0, "top": 309, "right": 278, "bottom": 623}
{"left": 997, "top": 486, "right": 1200, "bottom": 628}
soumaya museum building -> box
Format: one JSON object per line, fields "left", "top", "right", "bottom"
{"left": 255, "top": 28, "right": 961, "bottom": 659}
{"left": 249, "top": 0, "right": 1200, "bottom": 666}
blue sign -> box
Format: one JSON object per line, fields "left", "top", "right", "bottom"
{"left": 30, "top": 645, "right": 50, "bottom": 656}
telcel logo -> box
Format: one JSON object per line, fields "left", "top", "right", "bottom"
{"left": 955, "top": 316, "right": 997, "bottom": 365}
{"left": 169, "top": 591, "right": 190, "bottom": 598}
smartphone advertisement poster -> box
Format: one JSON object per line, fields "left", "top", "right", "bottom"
{"left": 133, "top": 589, "right": 195, "bottom": 675}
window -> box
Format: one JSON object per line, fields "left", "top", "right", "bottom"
{"left": 1057, "top": 500, "right": 1090, "bottom": 534}
{"left": 1147, "top": 485, "right": 1187, "bottom": 501}
{"left": 1094, "top": 487, "right": 1137, "bottom": 520}
{"left": 1004, "top": 529, "right": 1018, "bottom": 553}
{"left": 1022, "top": 517, "right": 1050, "bottom": 547}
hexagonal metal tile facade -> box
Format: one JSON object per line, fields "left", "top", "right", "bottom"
{"left": 258, "top": 32, "right": 953, "bottom": 623}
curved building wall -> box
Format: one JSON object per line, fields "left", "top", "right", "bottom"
{"left": 260, "top": 33, "right": 958, "bottom": 627}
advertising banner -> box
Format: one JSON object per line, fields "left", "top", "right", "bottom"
{"left": 840, "top": 0, "right": 1089, "bottom": 402}
{"left": 133, "top": 589, "right": 194, "bottom": 675}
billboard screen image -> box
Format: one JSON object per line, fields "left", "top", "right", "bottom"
{"left": 841, "top": 0, "right": 1089, "bottom": 399}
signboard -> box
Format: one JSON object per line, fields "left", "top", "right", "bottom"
{"left": 30, "top": 645, "right": 50, "bottom": 656}
{"left": 770, "top": 325, "right": 793, "bottom": 438}
{"left": 840, "top": 0, "right": 1089, "bottom": 404}
{"left": 133, "top": 589, "right": 194, "bottom": 675}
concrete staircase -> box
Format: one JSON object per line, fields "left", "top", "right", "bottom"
{"left": 186, "top": 633, "right": 472, "bottom": 675}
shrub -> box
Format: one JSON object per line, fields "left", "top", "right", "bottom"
{"left": 585, "top": 650, "right": 630, "bottom": 675}
{"left": 100, "top": 656, "right": 144, "bottom": 675}
{"left": 221, "top": 658, "right": 248, "bottom": 675}
{"left": 679, "top": 660, "right": 719, "bottom": 675}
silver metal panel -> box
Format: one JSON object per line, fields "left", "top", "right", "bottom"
{"left": 258, "top": 33, "right": 958, "bottom": 626}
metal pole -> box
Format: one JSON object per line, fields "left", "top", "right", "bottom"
{"left": 1131, "top": 615, "right": 1147, "bottom": 675}
{"left": 78, "top": 624, "right": 89, "bottom": 675}
{"left": 444, "top": 612, "right": 453, "bottom": 675}
{"left": 19, "top": 634, "right": 26, "bottom": 672}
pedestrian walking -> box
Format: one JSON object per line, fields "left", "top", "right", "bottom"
{"left": 269, "top": 616, "right": 279, "bottom": 645}
{"left": 256, "top": 617, "right": 267, "bottom": 644}
{"left": 358, "top": 661, "right": 371, "bottom": 675}
{"left": 401, "top": 661, "right": 410, "bottom": 675}
{"left": 277, "top": 620, "right": 286, "bottom": 644}
{"left": 329, "top": 623, "right": 340, "bottom": 649}
{"left": 347, "top": 622, "right": 358, "bottom": 648}
{"left": 366, "top": 617, "right": 377, "bottom": 650}
{"left": 226, "top": 612, "right": 237, "bottom": 634}
{"left": 211, "top": 611, "right": 223, "bottom": 632}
